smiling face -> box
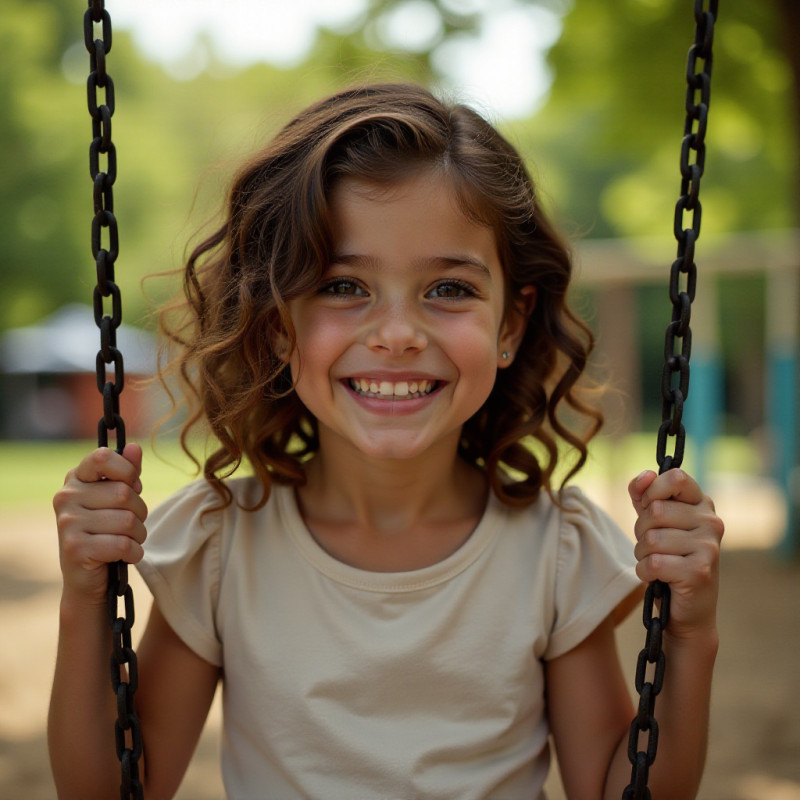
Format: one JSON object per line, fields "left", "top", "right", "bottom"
{"left": 286, "top": 169, "right": 526, "bottom": 465}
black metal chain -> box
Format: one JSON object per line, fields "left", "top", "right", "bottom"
{"left": 85, "top": 2, "right": 143, "bottom": 797}
{"left": 623, "top": 2, "right": 718, "bottom": 798}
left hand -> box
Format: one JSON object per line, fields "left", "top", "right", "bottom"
{"left": 628, "top": 468, "right": 724, "bottom": 641}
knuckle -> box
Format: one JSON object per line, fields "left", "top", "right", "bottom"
{"left": 643, "top": 528, "right": 660, "bottom": 550}
{"left": 52, "top": 489, "right": 69, "bottom": 513}
{"left": 113, "top": 481, "right": 133, "bottom": 506}
{"left": 119, "top": 510, "right": 138, "bottom": 533}
{"left": 648, "top": 552, "right": 663, "bottom": 572}
{"left": 60, "top": 532, "right": 84, "bottom": 561}
{"left": 693, "top": 558, "right": 714, "bottom": 584}
{"left": 56, "top": 509, "right": 80, "bottom": 532}
{"left": 116, "top": 535, "right": 143, "bottom": 564}
{"left": 116, "top": 534, "right": 134, "bottom": 558}
{"left": 635, "top": 556, "right": 657, "bottom": 582}
{"left": 90, "top": 447, "right": 111, "bottom": 468}
{"left": 649, "top": 499, "right": 665, "bottom": 525}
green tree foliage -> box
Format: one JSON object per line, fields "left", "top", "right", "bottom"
{"left": 519, "top": 0, "right": 796, "bottom": 239}
{"left": 0, "top": 3, "right": 426, "bottom": 332}
{"left": 1, "top": 4, "right": 87, "bottom": 330}
{"left": 358, "top": 0, "right": 796, "bottom": 237}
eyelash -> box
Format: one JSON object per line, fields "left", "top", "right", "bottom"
{"left": 426, "top": 279, "right": 477, "bottom": 300}
{"left": 318, "top": 277, "right": 478, "bottom": 300}
{"left": 318, "top": 278, "right": 367, "bottom": 297}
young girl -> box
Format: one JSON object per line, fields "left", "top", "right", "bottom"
{"left": 50, "top": 83, "right": 723, "bottom": 800}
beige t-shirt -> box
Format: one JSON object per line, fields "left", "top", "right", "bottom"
{"left": 138, "top": 478, "right": 640, "bottom": 800}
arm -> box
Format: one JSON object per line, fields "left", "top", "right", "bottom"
{"left": 545, "top": 613, "right": 635, "bottom": 800}
{"left": 49, "top": 445, "right": 219, "bottom": 800}
{"left": 615, "top": 467, "right": 722, "bottom": 799}
{"left": 547, "top": 468, "right": 722, "bottom": 800}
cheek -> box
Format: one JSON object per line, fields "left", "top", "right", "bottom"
{"left": 446, "top": 315, "right": 501, "bottom": 387}
{"left": 290, "top": 310, "right": 349, "bottom": 380}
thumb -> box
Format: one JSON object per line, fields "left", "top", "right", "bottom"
{"left": 121, "top": 442, "right": 144, "bottom": 491}
{"left": 628, "top": 469, "right": 657, "bottom": 515}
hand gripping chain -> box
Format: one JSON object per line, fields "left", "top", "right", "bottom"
{"left": 622, "top": 2, "right": 718, "bottom": 798}
{"left": 84, "top": 2, "right": 143, "bottom": 797}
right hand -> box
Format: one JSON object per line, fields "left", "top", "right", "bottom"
{"left": 53, "top": 443, "right": 148, "bottom": 604}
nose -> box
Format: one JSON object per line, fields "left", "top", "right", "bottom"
{"left": 364, "top": 301, "right": 427, "bottom": 355}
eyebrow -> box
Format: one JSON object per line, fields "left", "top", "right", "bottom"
{"left": 331, "top": 253, "right": 492, "bottom": 279}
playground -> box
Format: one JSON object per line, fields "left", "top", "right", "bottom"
{"left": 0, "top": 442, "right": 798, "bottom": 799}
{"left": 2, "top": 2, "right": 799, "bottom": 798}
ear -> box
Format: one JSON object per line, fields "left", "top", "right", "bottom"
{"left": 498, "top": 285, "right": 536, "bottom": 368}
{"left": 273, "top": 331, "right": 292, "bottom": 362}
{"left": 268, "top": 316, "right": 294, "bottom": 363}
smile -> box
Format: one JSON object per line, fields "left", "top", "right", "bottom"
{"left": 348, "top": 378, "right": 439, "bottom": 399}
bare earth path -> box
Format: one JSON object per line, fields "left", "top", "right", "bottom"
{"left": 2, "top": 477, "right": 798, "bottom": 799}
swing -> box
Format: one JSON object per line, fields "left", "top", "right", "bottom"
{"left": 82, "top": 2, "right": 719, "bottom": 798}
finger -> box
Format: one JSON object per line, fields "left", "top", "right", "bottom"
{"left": 628, "top": 469, "right": 658, "bottom": 514}
{"left": 57, "top": 501, "right": 148, "bottom": 544}
{"left": 63, "top": 530, "right": 146, "bottom": 568}
{"left": 638, "top": 468, "right": 704, "bottom": 509}
{"left": 69, "top": 479, "right": 149, "bottom": 521}
{"left": 70, "top": 446, "right": 142, "bottom": 491}
{"left": 121, "top": 443, "right": 143, "bottom": 492}
{"left": 634, "top": 526, "right": 706, "bottom": 561}
{"left": 635, "top": 549, "right": 717, "bottom": 587}
{"left": 82, "top": 507, "right": 149, "bottom": 544}
{"left": 632, "top": 496, "right": 717, "bottom": 541}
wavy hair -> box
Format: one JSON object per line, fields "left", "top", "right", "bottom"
{"left": 159, "top": 82, "right": 603, "bottom": 509}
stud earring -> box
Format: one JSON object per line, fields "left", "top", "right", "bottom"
{"left": 501, "top": 351, "right": 510, "bottom": 360}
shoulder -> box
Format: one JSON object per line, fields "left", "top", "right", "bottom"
{"left": 147, "top": 476, "right": 265, "bottom": 526}
{"left": 144, "top": 476, "right": 271, "bottom": 558}
{"left": 558, "top": 485, "right": 625, "bottom": 534}
{"left": 497, "top": 485, "right": 617, "bottom": 543}
{"left": 543, "top": 485, "right": 641, "bottom": 659}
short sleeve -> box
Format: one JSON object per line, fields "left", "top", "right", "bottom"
{"left": 543, "top": 487, "right": 642, "bottom": 661}
{"left": 136, "top": 480, "right": 224, "bottom": 666}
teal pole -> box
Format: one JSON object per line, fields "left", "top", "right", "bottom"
{"left": 684, "top": 278, "right": 722, "bottom": 489}
{"left": 766, "top": 266, "right": 800, "bottom": 558}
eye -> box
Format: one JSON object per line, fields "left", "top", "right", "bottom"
{"left": 319, "top": 278, "right": 368, "bottom": 297}
{"left": 426, "top": 280, "right": 477, "bottom": 300}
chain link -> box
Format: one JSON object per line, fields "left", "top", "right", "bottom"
{"left": 624, "top": 2, "right": 718, "bottom": 797}
{"left": 84, "top": 2, "right": 143, "bottom": 797}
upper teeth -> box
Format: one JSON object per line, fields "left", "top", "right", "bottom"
{"left": 350, "top": 378, "right": 436, "bottom": 397}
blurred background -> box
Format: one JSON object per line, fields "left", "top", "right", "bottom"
{"left": 1, "top": 1, "right": 798, "bottom": 798}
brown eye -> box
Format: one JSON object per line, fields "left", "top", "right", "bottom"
{"left": 427, "top": 280, "right": 476, "bottom": 300}
{"left": 320, "top": 279, "right": 367, "bottom": 297}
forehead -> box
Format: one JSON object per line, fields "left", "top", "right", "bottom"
{"left": 328, "top": 171, "right": 501, "bottom": 272}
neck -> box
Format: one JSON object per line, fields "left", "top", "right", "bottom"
{"left": 297, "top": 430, "right": 486, "bottom": 536}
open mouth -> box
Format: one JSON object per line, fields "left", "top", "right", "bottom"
{"left": 348, "top": 378, "right": 439, "bottom": 400}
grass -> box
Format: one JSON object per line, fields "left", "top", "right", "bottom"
{"left": 0, "top": 439, "right": 201, "bottom": 510}
{"left": 0, "top": 433, "right": 763, "bottom": 512}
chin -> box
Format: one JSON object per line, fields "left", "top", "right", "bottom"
{"left": 353, "top": 434, "right": 433, "bottom": 462}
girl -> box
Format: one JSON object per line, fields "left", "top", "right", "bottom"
{"left": 50, "top": 83, "right": 723, "bottom": 800}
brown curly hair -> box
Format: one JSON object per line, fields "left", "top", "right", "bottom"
{"left": 159, "top": 82, "right": 603, "bottom": 510}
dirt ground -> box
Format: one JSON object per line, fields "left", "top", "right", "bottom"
{"left": 1, "top": 476, "right": 798, "bottom": 800}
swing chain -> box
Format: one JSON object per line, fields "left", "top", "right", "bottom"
{"left": 624, "top": 2, "right": 717, "bottom": 798}
{"left": 85, "top": 2, "right": 143, "bottom": 798}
